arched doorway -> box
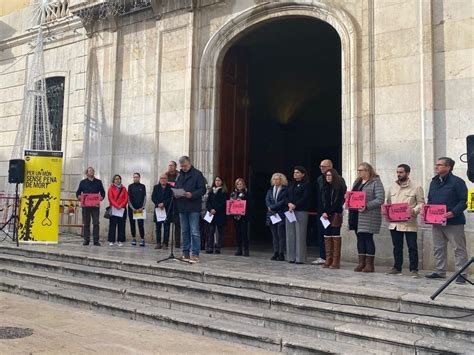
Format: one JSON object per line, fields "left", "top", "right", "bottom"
{"left": 218, "top": 17, "right": 342, "bottom": 246}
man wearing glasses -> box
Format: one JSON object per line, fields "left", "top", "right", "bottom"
{"left": 425, "top": 157, "right": 469, "bottom": 284}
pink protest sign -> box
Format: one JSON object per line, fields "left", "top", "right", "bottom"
{"left": 421, "top": 204, "right": 447, "bottom": 225}
{"left": 226, "top": 200, "right": 247, "bottom": 215}
{"left": 345, "top": 191, "right": 366, "bottom": 209}
{"left": 80, "top": 193, "right": 101, "bottom": 207}
{"left": 382, "top": 203, "right": 411, "bottom": 222}
{"left": 168, "top": 181, "right": 176, "bottom": 187}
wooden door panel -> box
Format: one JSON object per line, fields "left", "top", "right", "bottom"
{"left": 219, "top": 46, "right": 249, "bottom": 247}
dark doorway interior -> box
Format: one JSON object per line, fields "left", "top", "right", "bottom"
{"left": 219, "top": 17, "right": 341, "bottom": 247}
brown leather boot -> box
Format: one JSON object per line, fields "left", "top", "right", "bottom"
{"left": 362, "top": 255, "right": 375, "bottom": 273}
{"left": 323, "top": 237, "right": 334, "bottom": 268}
{"left": 354, "top": 254, "right": 366, "bottom": 272}
{"left": 329, "top": 237, "right": 341, "bottom": 269}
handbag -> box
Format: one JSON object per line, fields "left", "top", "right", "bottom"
{"left": 104, "top": 187, "right": 123, "bottom": 219}
{"left": 330, "top": 213, "right": 343, "bottom": 227}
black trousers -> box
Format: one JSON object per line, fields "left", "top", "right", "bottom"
{"left": 234, "top": 219, "right": 249, "bottom": 251}
{"left": 356, "top": 232, "right": 375, "bottom": 256}
{"left": 82, "top": 207, "right": 100, "bottom": 243}
{"left": 270, "top": 222, "right": 285, "bottom": 254}
{"left": 390, "top": 229, "right": 418, "bottom": 271}
{"left": 128, "top": 207, "right": 144, "bottom": 239}
{"left": 108, "top": 214, "right": 127, "bottom": 243}
{"left": 207, "top": 224, "right": 225, "bottom": 251}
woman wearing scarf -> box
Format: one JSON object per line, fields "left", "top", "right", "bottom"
{"left": 107, "top": 174, "right": 129, "bottom": 246}
{"left": 230, "top": 178, "right": 251, "bottom": 256}
{"left": 320, "top": 169, "right": 347, "bottom": 269}
{"left": 206, "top": 176, "right": 229, "bottom": 254}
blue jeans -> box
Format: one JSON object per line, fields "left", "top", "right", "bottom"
{"left": 180, "top": 212, "right": 201, "bottom": 256}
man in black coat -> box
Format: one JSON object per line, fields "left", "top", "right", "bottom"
{"left": 174, "top": 156, "right": 206, "bottom": 262}
{"left": 76, "top": 167, "right": 106, "bottom": 246}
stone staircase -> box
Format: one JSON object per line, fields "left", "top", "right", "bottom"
{"left": 0, "top": 245, "right": 473, "bottom": 354}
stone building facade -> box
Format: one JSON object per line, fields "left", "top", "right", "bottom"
{"left": 0, "top": 0, "right": 472, "bottom": 270}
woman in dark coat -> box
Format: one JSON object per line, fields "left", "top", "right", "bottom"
{"left": 320, "top": 169, "right": 347, "bottom": 269}
{"left": 265, "top": 172, "right": 288, "bottom": 261}
{"left": 230, "top": 178, "right": 251, "bottom": 257}
{"left": 206, "top": 176, "right": 229, "bottom": 254}
{"left": 151, "top": 174, "right": 173, "bottom": 249}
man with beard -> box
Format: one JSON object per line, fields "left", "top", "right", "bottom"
{"left": 385, "top": 164, "right": 425, "bottom": 277}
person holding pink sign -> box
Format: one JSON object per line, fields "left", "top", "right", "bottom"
{"left": 348, "top": 162, "right": 385, "bottom": 273}
{"left": 385, "top": 164, "right": 425, "bottom": 277}
{"left": 425, "top": 157, "right": 469, "bottom": 284}
{"left": 230, "top": 178, "right": 251, "bottom": 257}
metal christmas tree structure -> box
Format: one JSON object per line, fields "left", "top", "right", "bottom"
{"left": 11, "top": 0, "right": 54, "bottom": 161}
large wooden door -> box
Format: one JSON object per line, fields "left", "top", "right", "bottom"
{"left": 219, "top": 46, "right": 249, "bottom": 246}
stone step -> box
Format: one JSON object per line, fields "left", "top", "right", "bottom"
{"left": 1, "top": 246, "right": 473, "bottom": 319}
{"left": 0, "top": 277, "right": 389, "bottom": 355}
{"left": 1, "top": 258, "right": 473, "bottom": 351}
{"left": 1, "top": 260, "right": 473, "bottom": 344}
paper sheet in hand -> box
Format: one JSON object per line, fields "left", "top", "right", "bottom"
{"left": 204, "top": 211, "right": 214, "bottom": 223}
{"left": 133, "top": 210, "right": 146, "bottom": 220}
{"left": 284, "top": 211, "right": 297, "bottom": 223}
{"left": 270, "top": 214, "right": 282, "bottom": 225}
{"left": 171, "top": 188, "right": 186, "bottom": 198}
{"left": 320, "top": 216, "right": 331, "bottom": 229}
{"left": 111, "top": 207, "right": 125, "bottom": 217}
{"left": 155, "top": 208, "right": 167, "bottom": 222}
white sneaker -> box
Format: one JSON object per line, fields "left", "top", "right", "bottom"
{"left": 118, "top": 242, "right": 124, "bottom": 247}
{"left": 312, "top": 258, "right": 326, "bottom": 265}
{"left": 108, "top": 242, "right": 114, "bottom": 246}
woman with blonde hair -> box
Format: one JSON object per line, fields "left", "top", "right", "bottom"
{"left": 265, "top": 173, "right": 288, "bottom": 261}
{"left": 348, "top": 162, "right": 385, "bottom": 272}
{"left": 230, "top": 178, "right": 251, "bottom": 256}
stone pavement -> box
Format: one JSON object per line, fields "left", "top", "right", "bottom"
{"left": 0, "top": 292, "right": 272, "bottom": 355}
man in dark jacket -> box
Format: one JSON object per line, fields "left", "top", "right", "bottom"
{"left": 128, "top": 172, "right": 146, "bottom": 247}
{"left": 174, "top": 156, "right": 206, "bottom": 262}
{"left": 425, "top": 157, "right": 469, "bottom": 284}
{"left": 76, "top": 167, "right": 106, "bottom": 246}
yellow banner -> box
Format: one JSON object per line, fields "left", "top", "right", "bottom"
{"left": 468, "top": 190, "right": 474, "bottom": 213}
{"left": 19, "top": 150, "right": 63, "bottom": 244}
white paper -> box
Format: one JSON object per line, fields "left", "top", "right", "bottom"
{"left": 155, "top": 207, "right": 167, "bottom": 222}
{"left": 204, "top": 211, "right": 214, "bottom": 224}
{"left": 133, "top": 210, "right": 147, "bottom": 220}
{"left": 111, "top": 207, "right": 125, "bottom": 217}
{"left": 284, "top": 210, "right": 297, "bottom": 223}
{"left": 270, "top": 214, "right": 282, "bottom": 225}
{"left": 320, "top": 216, "right": 331, "bottom": 229}
{"left": 171, "top": 188, "right": 186, "bottom": 198}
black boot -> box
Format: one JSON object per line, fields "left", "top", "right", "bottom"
{"left": 235, "top": 248, "right": 243, "bottom": 256}
{"left": 270, "top": 252, "right": 279, "bottom": 261}
{"left": 243, "top": 248, "right": 249, "bottom": 257}
{"left": 278, "top": 253, "right": 285, "bottom": 261}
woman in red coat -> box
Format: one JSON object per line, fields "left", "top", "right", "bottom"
{"left": 107, "top": 174, "right": 129, "bottom": 246}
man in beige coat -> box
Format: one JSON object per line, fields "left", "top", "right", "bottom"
{"left": 385, "top": 164, "right": 425, "bottom": 277}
